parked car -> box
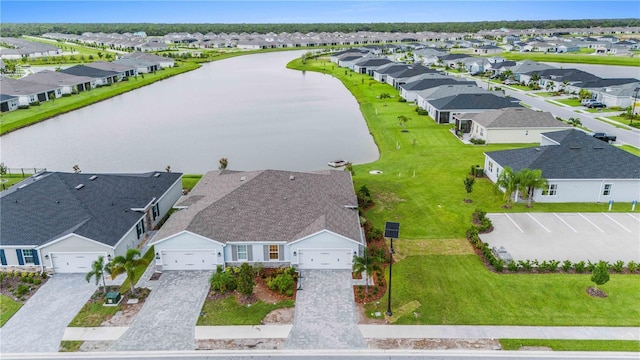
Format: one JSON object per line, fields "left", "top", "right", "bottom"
{"left": 592, "top": 132, "right": 617, "bottom": 143}
{"left": 581, "top": 99, "right": 597, "bottom": 106}
{"left": 502, "top": 79, "right": 519, "bottom": 85}
{"left": 587, "top": 102, "right": 606, "bottom": 108}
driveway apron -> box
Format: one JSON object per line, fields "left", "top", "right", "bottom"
{"left": 285, "top": 270, "right": 365, "bottom": 349}
{"left": 0, "top": 274, "right": 96, "bottom": 353}
{"left": 109, "top": 270, "right": 211, "bottom": 351}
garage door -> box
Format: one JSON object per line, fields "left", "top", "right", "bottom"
{"left": 298, "top": 249, "right": 353, "bottom": 269}
{"left": 51, "top": 252, "right": 104, "bottom": 273}
{"left": 160, "top": 250, "right": 217, "bottom": 270}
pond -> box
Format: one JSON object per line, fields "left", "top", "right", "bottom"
{"left": 1, "top": 51, "right": 379, "bottom": 174}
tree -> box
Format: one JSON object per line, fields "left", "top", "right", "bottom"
{"left": 352, "top": 247, "right": 382, "bottom": 294}
{"left": 218, "top": 157, "right": 228, "bottom": 170}
{"left": 237, "top": 263, "right": 255, "bottom": 298}
{"left": 456, "top": 61, "right": 465, "bottom": 72}
{"left": 0, "top": 162, "right": 7, "bottom": 177}
{"left": 344, "top": 162, "right": 355, "bottom": 176}
{"left": 591, "top": 261, "right": 610, "bottom": 290}
{"left": 578, "top": 88, "right": 592, "bottom": 100}
{"left": 568, "top": 117, "right": 582, "bottom": 126}
{"left": 516, "top": 168, "right": 547, "bottom": 208}
{"left": 85, "top": 255, "right": 108, "bottom": 294}
{"left": 379, "top": 92, "right": 390, "bottom": 106}
{"left": 106, "top": 248, "right": 149, "bottom": 296}
{"left": 357, "top": 184, "right": 372, "bottom": 207}
{"left": 397, "top": 115, "right": 411, "bottom": 127}
{"left": 463, "top": 176, "right": 475, "bottom": 202}
{"left": 499, "top": 69, "right": 513, "bottom": 81}
{"left": 545, "top": 80, "right": 555, "bottom": 93}
{"left": 496, "top": 166, "right": 518, "bottom": 208}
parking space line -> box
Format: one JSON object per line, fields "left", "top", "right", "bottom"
{"left": 527, "top": 213, "right": 551, "bottom": 233}
{"left": 553, "top": 213, "right": 577, "bottom": 232}
{"left": 602, "top": 213, "right": 632, "bottom": 233}
{"left": 578, "top": 213, "right": 605, "bottom": 233}
{"left": 504, "top": 213, "right": 524, "bottom": 233}
{"left": 627, "top": 213, "right": 640, "bottom": 222}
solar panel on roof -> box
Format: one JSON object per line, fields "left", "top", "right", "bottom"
{"left": 384, "top": 222, "right": 400, "bottom": 238}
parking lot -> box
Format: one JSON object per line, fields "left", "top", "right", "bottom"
{"left": 480, "top": 213, "right": 640, "bottom": 263}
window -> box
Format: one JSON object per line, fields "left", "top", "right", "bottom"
{"left": 22, "top": 249, "right": 35, "bottom": 264}
{"left": 488, "top": 162, "right": 493, "bottom": 173}
{"left": 237, "top": 245, "right": 248, "bottom": 261}
{"left": 269, "top": 245, "right": 279, "bottom": 260}
{"left": 542, "top": 184, "right": 557, "bottom": 196}
{"left": 152, "top": 203, "right": 160, "bottom": 220}
{"left": 603, "top": 184, "right": 612, "bottom": 196}
{"left": 136, "top": 220, "right": 145, "bottom": 239}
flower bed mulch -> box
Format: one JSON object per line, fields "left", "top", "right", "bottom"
{"left": 0, "top": 271, "right": 49, "bottom": 303}
{"left": 353, "top": 226, "right": 390, "bottom": 304}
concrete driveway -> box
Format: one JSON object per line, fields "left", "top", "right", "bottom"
{"left": 286, "top": 270, "right": 365, "bottom": 349}
{"left": 0, "top": 274, "right": 96, "bottom": 353}
{"left": 109, "top": 270, "right": 211, "bottom": 351}
{"left": 481, "top": 212, "right": 640, "bottom": 262}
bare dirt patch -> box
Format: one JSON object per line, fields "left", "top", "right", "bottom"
{"left": 586, "top": 286, "right": 608, "bottom": 298}
{"left": 196, "top": 339, "right": 286, "bottom": 350}
{"left": 0, "top": 271, "right": 49, "bottom": 303}
{"left": 262, "top": 307, "right": 294, "bottom": 324}
{"left": 393, "top": 239, "right": 475, "bottom": 261}
{"left": 356, "top": 303, "right": 386, "bottom": 325}
{"left": 374, "top": 191, "right": 406, "bottom": 212}
{"left": 367, "top": 338, "right": 501, "bottom": 350}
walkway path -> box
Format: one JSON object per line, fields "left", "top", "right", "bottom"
{"left": 285, "top": 270, "right": 366, "bottom": 349}
{"left": 108, "top": 271, "right": 211, "bottom": 351}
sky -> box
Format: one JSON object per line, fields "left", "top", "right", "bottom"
{"left": 1, "top": 1, "right": 639, "bottom": 24}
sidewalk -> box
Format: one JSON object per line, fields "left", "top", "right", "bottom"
{"left": 62, "top": 324, "right": 640, "bottom": 341}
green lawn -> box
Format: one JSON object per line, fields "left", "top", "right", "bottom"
{"left": 0, "top": 61, "right": 200, "bottom": 135}
{"left": 119, "top": 246, "right": 155, "bottom": 295}
{"left": 556, "top": 98, "right": 582, "bottom": 107}
{"left": 59, "top": 341, "right": 83, "bottom": 352}
{"left": 68, "top": 297, "right": 120, "bottom": 327}
{"left": 367, "top": 255, "right": 640, "bottom": 326}
{"left": 533, "top": 91, "right": 556, "bottom": 98}
{"left": 618, "top": 145, "right": 640, "bottom": 157}
{"left": 287, "top": 57, "right": 638, "bottom": 239}
{"left": 1, "top": 173, "right": 33, "bottom": 191}
{"left": 197, "top": 295, "right": 294, "bottom": 325}
{"left": 500, "top": 339, "right": 640, "bottom": 352}
{"left": 500, "top": 52, "right": 640, "bottom": 67}
{"left": 0, "top": 295, "right": 22, "bottom": 327}
{"left": 182, "top": 174, "right": 203, "bottom": 191}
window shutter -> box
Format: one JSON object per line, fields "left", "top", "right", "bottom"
{"left": 32, "top": 249, "right": 40, "bottom": 266}
{"left": 278, "top": 245, "right": 284, "bottom": 261}
{"left": 0, "top": 250, "right": 6, "bottom": 265}
{"left": 247, "top": 245, "right": 253, "bottom": 261}
{"left": 231, "top": 245, "right": 237, "bottom": 261}
{"left": 263, "top": 245, "right": 269, "bottom": 261}
{"left": 16, "top": 249, "right": 24, "bottom": 265}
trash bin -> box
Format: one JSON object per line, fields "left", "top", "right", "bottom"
{"left": 105, "top": 291, "right": 121, "bottom": 305}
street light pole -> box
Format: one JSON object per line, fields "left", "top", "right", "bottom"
{"left": 386, "top": 237, "right": 394, "bottom": 317}
{"left": 631, "top": 87, "right": 640, "bottom": 125}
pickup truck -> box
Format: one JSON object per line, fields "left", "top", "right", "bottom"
{"left": 592, "top": 132, "right": 617, "bottom": 143}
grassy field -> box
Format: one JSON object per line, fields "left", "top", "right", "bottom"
{"left": 500, "top": 339, "right": 640, "bottom": 352}
{"left": 500, "top": 52, "right": 640, "bottom": 67}
{"left": 0, "top": 295, "right": 22, "bottom": 327}
{"left": 197, "top": 295, "right": 294, "bottom": 325}
{"left": 618, "top": 145, "right": 640, "bottom": 156}
{"left": 0, "top": 61, "right": 200, "bottom": 135}
{"left": 0, "top": 173, "right": 33, "bottom": 191}
{"left": 556, "top": 98, "right": 582, "bottom": 107}
{"left": 287, "top": 57, "right": 638, "bottom": 239}
{"left": 68, "top": 298, "right": 120, "bottom": 327}
{"left": 182, "top": 174, "right": 204, "bottom": 191}
{"left": 367, "top": 255, "right": 640, "bottom": 326}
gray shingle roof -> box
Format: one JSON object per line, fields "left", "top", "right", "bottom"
{"left": 485, "top": 129, "right": 640, "bottom": 179}
{"left": 0, "top": 77, "right": 61, "bottom": 96}
{"left": 428, "top": 93, "right": 522, "bottom": 111}
{"left": 22, "top": 70, "right": 94, "bottom": 87}
{"left": 461, "top": 108, "right": 572, "bottom": 129}
{"left": 85, "top": 61, "right": 136, "bottom": 72}
{"left": 60, "top": 65, "right": 119, "bottom": 78}
{"left": 1, "top": 171, "right": 182, "bottom": 247}
{"left": 153, "top": 170, "right": 362, "bottom": 245}
{"left": 401, "top": 78, "right": 474, "bottom": 91}
{"left": 354, "top": 58, "right": 393, "bottom": 67}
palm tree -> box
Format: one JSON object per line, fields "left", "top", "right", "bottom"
{"left": 352, "top": 247, "right": 382, "bottom": 294}
{"left": 397, "top": 115, "right": 411, "bottom": 127}
{"left": 106, "top": 249, "right": 149, "bottom": 296}
{"left": 85, "top": 255, "right": 108, "bottom": 294}
{"left": 379, "top": 93, "right": 390, "bottom": 106}
{"left": 496, "top": 166, "right": 518, "bottom": 208}
{"left": 218, "top": 157, "right": 228, "bottom": 170}
{"left": 516, "top": 168, "right": 547, "bottom": 208}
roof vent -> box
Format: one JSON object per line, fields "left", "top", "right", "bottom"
{"left": 75, "top": 184, "right": 84, "bottom": 190}
{"left": 289, "top": 175, "right": 295, "bottom": 180}
{"left": 89, "top": 175, "right": 98, "bottom": 181}
{"left": 154, "top": 173, "right": 161, "bottom": 178}
{"left": 18, "top": 184, "right": 28, "bottom": 189}
{"left": 569, "top": 145, "right": 581, "bottom": 150}
{"left": 240, "top": 176, "right": 246, "bottom": 181}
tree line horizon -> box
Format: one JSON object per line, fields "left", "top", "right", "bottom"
{"left": 2, "top": 18, "right": 639, "bottom": 38}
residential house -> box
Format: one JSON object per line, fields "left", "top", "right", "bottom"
{"left": 372, "top": 63, "right": 410, "bottom": 83}
{"left": 416, "top": 84, "right": 490, "bottom": 110}
{"left": 0, "top": 172, "right": 183, "bottom": 273}
{"left": 423, "top": 92, "right": 522, "bottom": 124}
{"left": 585, "top": 80, "right": 640, "bottom": 108}
{"left": 454, "top": 108, "right": 571, "bottom": 141}
{"left": 85, "top": 61, "right": 138, "bottom": 79}
{"left": 22, "top": 70, "right": 95, "bottom": 94}
{"left": 114, "top": 58, "right": 159, "bottom": 74}
{"left": 352, "top": 58, "right": 393, "bottom": 75}
{"left": 484, "top": 130, "right": 640, "bottom": 203}
{"left": 509, "top": 60, "right": 556, "bottom": 82}
{"left": 385, "top": 65, "right": 438, "bottom": 89}
{"left": 0, "top": 77, "right": 62, "bottom": 106}
{"left": 474, "top": 45, "right": 503, "bottom": 55}
{"left": 400, "top": 77, "right": 476, "bottom": 102}
{"left": 60, "top": 65, "right": 121, "bottom": 86}
{"left": 0, "top": 94, "right": 19, "bottom": 112}
{"left": 520, "top": 68, "right": 601, "bottom": 93}
{"left": 121, "top": 51, "right": 174, "bottom": 68}
{"left": 151, "top": 170, "right": 364, "bottom": 271}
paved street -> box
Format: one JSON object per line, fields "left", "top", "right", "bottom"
{"left": 109, "top": 270, "right": 211, "bottom": 351}
{"left": 286, "top": 270, "right": 366, "bottom": 349}
{"left": 0, "top": 274, "right": 96, "bottom": 353}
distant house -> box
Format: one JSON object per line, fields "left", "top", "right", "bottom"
{"left": 352, "top": 58, "right": 393, "bottom": 75}
{"left": 484, "top": 130, "right": 640, "bottom": 203}
{"left": 114, "top": 58, "right": 159, "bottom": 74}
{"left": 519, "top": 68, "right": 599, "bottom": 92}
{"left": 400, "top": 77, "right": 475, "bottom": 102}
{"left": 474, "top": 45, "right": 503, "bottom": 55}
{"left": 121, "top": 51, "right": 174, "bottom": 68}
{"left": 372, "top": 63, "right": 410, "bottom": 83}
{"left": 423, "top": 93, "right": 522, "bottom": 124}
{"left": 151, "top": 170, "right": 364, "bottom": 271}
{"left": 0, "top": 77, "right": 62, "bottom": 106}
{"left": 22, "top": 70, "right": 95, "bottom": 94}
{"left": 85, "top": 61, "right": 137, "bottom": 78}
{"left": 385, "top": 65, "right": 437, "bottom": 89}
{"left": 454, "top": 108, "right": 571, "bottom": 142}
{"left": 60, "top": 65, "right": 120, "bottom": 86}
{"left": 0, "top": 172, "right": 183, "bottom": 273}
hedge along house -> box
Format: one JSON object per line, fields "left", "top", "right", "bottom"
{"left": 484, "top": 130, "right": 640, "bottom": 203}
{"left": 0, "top": 172, "right": 182, "bottom": 273}
{"left": 151, "top": 170, "right": 364, "bottom": 271}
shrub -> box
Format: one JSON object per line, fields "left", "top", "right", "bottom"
{"left": 591, "top": 261, "right": 610, "bottom": 288}
{"left": 209, "top": 266, "right": 237, "bottom": 294}
{"left": 611, "top": 260, "right": 625, "bottom": 273}
{"left": 507, "top": 261, "right": 519, "bottom": 272}
{"left": 398, "top": 97, "right": 407, "bottom": 102}
{"left": 627, "top": 261, "right": 638, "bottom": 273}
{"left": 469, "top": 138, "right": 486, "bottom": 145}
{"left": 32, "top": 278, "right": 42, "bottom": 285}
{"left": 548, "top": 260, "right": 560, "bottom": 273}
{"left": 573, "top": 261, "right": 586, "bottom": 273}
{"left": 561, "top": 260, "right": 572, "bottom": 272}
{"left": 415, "top": 108, "right": 428, "bottom": 115}
{"left": 267, "top": 272, "right": 295, "bottom": 296}
{"left": 586, "top": 260, "right": 596, "bottom": 273}
{"left": 518, "top": 260, "right": 533, "bottom": 272}
{"left": 15, "top": 284, "right": 29, "bottom": 297}
{"left": 18, "top": 105, "right": 30, "bottom": 109}
{"left": 237, "top": 263, "right": 255, "bottom": 297}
